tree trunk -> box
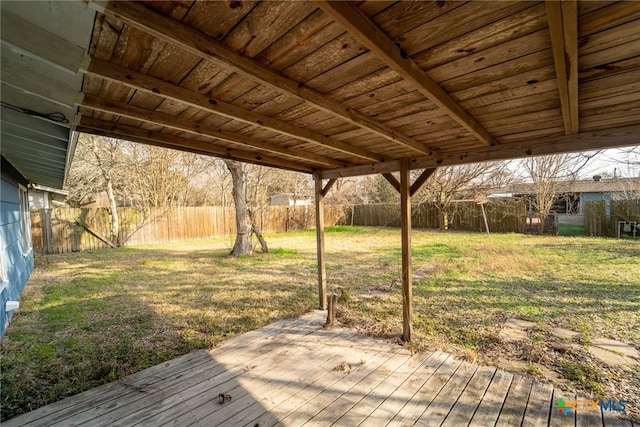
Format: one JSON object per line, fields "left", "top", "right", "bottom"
{"left": 249, "top": 209, "right": 268, "bottom": 252}
{"left": 439, "top": 211, "right": 449, "bottom": 230}
{"left": 104, "top": 178, "right": 120, "bottom": 246}
{"left": 225, "top": 160, "right": 254, "bottom": 256}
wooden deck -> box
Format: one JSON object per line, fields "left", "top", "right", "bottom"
{"left": 7, "top": 311, "right": 634, "bottom": 427}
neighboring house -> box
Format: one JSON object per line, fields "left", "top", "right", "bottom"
{"left": 490, "top": 177, "right": 640, "bottom": 214}
{"left": 569, "top": 177, "right": 640, "bottom": 215}
{"left": 270, "top": 193, "right": 312, "bottom": 207}
{"left": 489, "top": 177, "right": 640, "bottom": 236}
{"left": 29, "top": 185, "right": 69, "bottom": 209}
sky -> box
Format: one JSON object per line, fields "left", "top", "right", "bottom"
{"left": 581, "top": 147, "right": 639, "bottom": 178}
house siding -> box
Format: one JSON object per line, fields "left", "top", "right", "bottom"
{"left": 1, "top": 156, "right": 34, "bottom": 337}
{"left": 580, "top": 192, "right": 612, "bottom": 215}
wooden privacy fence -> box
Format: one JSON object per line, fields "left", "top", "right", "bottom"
{"left": 584, "top": 199, "right": 640, "bottom": 237}
{"left": 349, "top": 200, "right": 527, "bottom": 233}
{"left": 31, "top": 205, "right": 347, "bottom": 254}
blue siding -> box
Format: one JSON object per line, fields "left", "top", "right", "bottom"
{"left": 580, "top": 192, "right": 612, "bottom": 215}
{"left": 1, "top": 156, "right": 34, "bottom": 337}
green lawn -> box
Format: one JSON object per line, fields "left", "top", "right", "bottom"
{"left": 1, "top": 227, "right": 639, "bottom": 421}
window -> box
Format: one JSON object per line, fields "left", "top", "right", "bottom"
{"left": 18, "top": 184, "right": 32, "bottom": 254}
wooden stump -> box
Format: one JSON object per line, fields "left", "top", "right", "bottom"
{"left": 325, "top": 294, "right": 337, "bottom": 327}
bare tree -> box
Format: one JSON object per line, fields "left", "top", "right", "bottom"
{"left": 123, "top": 144, "right": 211, "bottom": 207}
{"left": 66, "top": 135, "right": 125, "bottom": 245}
{"left": 203, "top": 159, "right": 233, "bottom": 207}
{"left": 365, "top": 175, "right": 400, "bottom": 204}
{"left": 520, "top": 153, "right": 597, "bottom": 234}
{"left": 414, "top": 163, "right": 507, "bottom": 230}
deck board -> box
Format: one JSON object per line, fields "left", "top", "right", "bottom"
{"left": 5, "top": 311, "right": 633, "bottom": 427}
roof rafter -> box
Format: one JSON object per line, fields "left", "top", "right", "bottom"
{"left": 96, "top": 1, "right": 433, "bottom": 156}
{"left": 382, "top": 173, "right": 400, "bottom": 192}
{"left": 319, "top": 124, "right": 640, "bottom": 179}
{"left": 546, "top": 0, "right": 579, "bottom": 134}
{"left": 82, "top": 58, "right": 386, "bottom": 163}
{"left": 316, "top": 0, "right": 497, "bottom": 147}
{"left": 78, "top": 116, "right": 314, "bottom": 173}
{"left": 81, "top": 95, "right": 347, "bottom": 168}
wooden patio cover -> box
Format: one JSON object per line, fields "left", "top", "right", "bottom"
{"left": 79, "top": 1, "right": 640, "bottom": 340}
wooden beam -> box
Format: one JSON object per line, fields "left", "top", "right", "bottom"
{"left": 99, "top": 1, "right": 432, "bottom": 155}
{"left": 78, "top": 117, "right": 314, "bottom": 173}
{"left": 321, "top": 178, "right": 337, "bottom": 197}
{"left": 410, "top": 168, "right": 436, "bottom": 197}
{"left": 382, "top": 173, "right": 400, "bottom": 193}
{"left": 314, "top": 172, "right": 328, "bottom": 310}
{"left": 546, "top": 0, "right": 579, "bottom": 134}
{"left": 81, "top": 95, "right": 346, "bottom": 168}
{"left": 399, "top": 158, "right": 412, "bottom": 342}
{"left": 82, "top": 58, "right": 385, "bottom": 163}
{"left": 319, "top": 124, "right": 640, "bottom": 179}
{"left": 316, "top": 1, "right": 497, "bottom": 147}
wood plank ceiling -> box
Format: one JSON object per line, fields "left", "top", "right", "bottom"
{"left": 78, "top": 1, "right": 640, "bottom": 178}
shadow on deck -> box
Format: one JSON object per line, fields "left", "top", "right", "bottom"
{"left": 5, "top": 311, "right": 634, "bottom": 427}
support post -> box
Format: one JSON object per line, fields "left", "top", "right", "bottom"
{"left": 400, "top": 159, "right": 413, "bottom": 341}
{"left": 314, "top": 172, "right": 327, "bottom": 310}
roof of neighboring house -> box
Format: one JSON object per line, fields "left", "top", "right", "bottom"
{"left": 491, "top": 177, "right": 640, "bottom": 196}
